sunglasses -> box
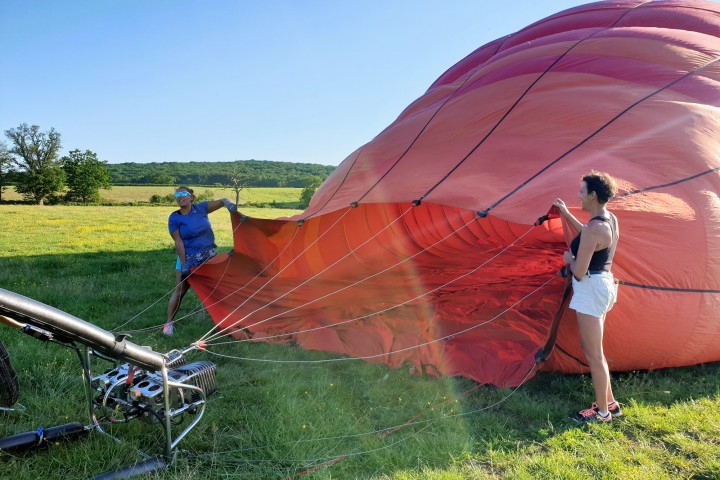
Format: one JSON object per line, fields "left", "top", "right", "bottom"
{"left": 174, "top": 191, "right": 192, "bottom": 198}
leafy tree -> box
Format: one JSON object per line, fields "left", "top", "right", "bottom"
{"left": 60, "top": 149, "right": 112, "bottom": 203}
{"left": 150, "top": 172, "right": 175, "bottom": 185}
{"left": 4, "top": 123, "right": 64, "bottom": 205}
{"left": 299, "top": 176, "right": 323, "bottom": 209}
{"left": 195, "top": 189, "right": 215, "bottom": 202}
{"left": 0, "top": 142, "right": 12, "bottom": 201}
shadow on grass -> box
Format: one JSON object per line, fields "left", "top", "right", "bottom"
{"left": 1, "top": 250, "right": 719, "bottom": 478}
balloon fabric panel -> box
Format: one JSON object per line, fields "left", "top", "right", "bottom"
{"left": 190, "top": 1, "right": 720, "bottom": 386}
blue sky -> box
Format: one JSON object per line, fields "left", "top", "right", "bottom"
{"left": 1, "top": 1, "right": 591, "bottom": 166}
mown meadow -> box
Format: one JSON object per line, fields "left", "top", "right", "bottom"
{"left": 0, "top": 202, "right": 719, "bottom": 479}
{"left": 1, "top": 185, "right": 304, "bottom": 208}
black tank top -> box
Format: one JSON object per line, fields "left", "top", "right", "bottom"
{"left": 570, "top": 214, "right": 618, "bottom": 272}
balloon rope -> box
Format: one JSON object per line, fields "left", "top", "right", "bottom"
{"left": 197, "top": 207, "right": 356, "bottom": 342}
{"left": 176, "top": 223, "right": 301, "bottom": 327}
{"left": 299, "top": 146, "right": 366, "bottom": 220}
{"left": 112, "top": 211, "right": 246, "bottom": 333}
{"left": 201, "top": 261, "right": 556, "bottom": 363}
{"left": 616, "top": 166, "right": 720, "bottom": 200}
{"left": 480, "top": 55, "right": 720, "bottom": 215}
{"left": 204, "top": 213, "right": 479, "bottom": 343}
{"left": 179, "top": 218, "right": 270, "bottom": 323}
{"left": 197, "top": 1, "right": 653, "bottom": 342}
{"left": 306, "top": 38, "right": 511, "bottom": 216}
{"left": 187, "top": 423, "right": 432, "bottom": 471}
{"left": 416, "top": 1, "right": 651, "bottom": 206}
{"left": 118, "top": 220, "right": 303, "bottom": 335}
{"left": 353, "top": 40, "right": 500, "bottom": 205}
{"left": 124, "top": 206, "right": 354, "bottom": 337}
{"left": 202, "top": 204, "right": 416, "bottom": 343}
{"left": 185, "top": 362, "right": 537, "bottom": 471}
{"left": 285, "top": 362, "right": 537, "bottom": 477}
{"left": 205, "top": 222, "right": 532, "bottom": 347}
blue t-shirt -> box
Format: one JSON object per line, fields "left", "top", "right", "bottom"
{"left": 168, "top": 202, "right": 216, "bottom": 255}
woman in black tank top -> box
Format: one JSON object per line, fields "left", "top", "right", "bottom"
{"left": 553, "top": 171, "right": 621, "bottom": 423}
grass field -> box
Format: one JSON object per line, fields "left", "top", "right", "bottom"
{"left": 0, "top": 204, "right": 719, "bottom": 479}
{"left": 1, "top": 185, "right": 304, "bottom": 208}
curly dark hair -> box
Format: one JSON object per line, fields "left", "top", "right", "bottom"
{"left": 582, "top": 171, "right": 617, "bottom": 204}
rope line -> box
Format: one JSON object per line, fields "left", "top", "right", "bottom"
{"left": 299, "top": 146, "right": 366, "bottom": 220}
{"left": 378, "top": 382, "right": 484, "bottom": 439}
{"left": 202, "top": 269, "right": 557, "bottom": 362}
{"left": 355, "top": 37, "right": 509, "bottom": 205}
{"left": 618, "top": 281, "right": 720, "bottom": 294}
{"left": 189, "top": 423, "right": 432, "bottom": 469}
{"left": 205, "top": 225, "right": 534, "bottom": 348}
{"left": 205, "top": 214, "right": 479, "bottom": 344}
{"left": 112, "top": 210, "right": 248, "bottom": 333}
{"left": 616, "top": 166, "right": 720, "bottom": 199}
{"left": 197, "top": 207, "right": 356, "bottom": 342}
{"left": 111, "top": 243, "right": 226, "bottom": 333}
{"left": 481, "top": 55, "right": 720, "bottom": 215}
{"left": 418, "top": 2, "right": 649, "bottom": 205}
{"left": 178, "top": 223, "right": 301, "bottom": 325}
{"left": 202, "top": 204, "right": 417, "bottom": 343}
{"left": 185, "top": 362, "right": 537, "bottom": 468}
{"left": 117, "top": 223, "right": 304, "bottom": 336}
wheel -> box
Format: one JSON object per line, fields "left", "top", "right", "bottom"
{"left": 0, "top": 340, "right": 19, "bottom": 408}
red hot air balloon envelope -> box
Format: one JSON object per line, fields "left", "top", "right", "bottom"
{"left": 190, "top": 0, "right": 720, "bottom": 387}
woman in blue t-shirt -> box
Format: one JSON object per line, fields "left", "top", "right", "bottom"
{"left": 164, "top": 186, "right": 236, "bottom": 335}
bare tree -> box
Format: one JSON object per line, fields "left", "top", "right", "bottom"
{"left": 225, "top": 162, "right": 249, "bottom": 205}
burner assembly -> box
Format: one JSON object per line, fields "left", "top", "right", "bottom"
{"left": 0, "top": 287, "right": 218, "bottom": 477}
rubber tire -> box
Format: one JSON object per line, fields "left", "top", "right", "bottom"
{"left": 0, "top": 340, "right": 19, "bottom": 408}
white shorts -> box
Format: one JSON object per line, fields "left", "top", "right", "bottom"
{"left": 569, "top": 271, "right": 618, "bottom": 317}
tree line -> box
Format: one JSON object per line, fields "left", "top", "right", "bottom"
{"left": 1, "top": 124, "right": 335, "bottom": 206}
{"left": 108, "top": 160, "right": 335, "bottom": 188}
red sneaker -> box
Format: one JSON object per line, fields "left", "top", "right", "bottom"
{"left": 163, "top": 322, "right": 174, "bottom": 335}
{"left": 593, "top": 401, "right": 622, "bottom": 418}
{"left": 571, "top": 406, "right": 612, "bottom": 423}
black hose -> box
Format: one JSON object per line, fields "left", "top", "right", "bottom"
{"left": 90, "top": 457, "right": 168, "bottom": 480}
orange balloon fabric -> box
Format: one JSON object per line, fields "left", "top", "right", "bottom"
{"left": 191, "top": 0, "right": 720, "bottom": 386}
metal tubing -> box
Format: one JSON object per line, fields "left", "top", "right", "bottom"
{"left": 161, "top": 364, "right": 173, "bottom": 458}
{"left": 0, "top": 288, "right": 165, "bottom": 371}
{"left": 165, "top": 380, "right": 207, "bottom": 449}
{"left": 80, "top": 347, "right": 122, "bottom": 445}
{"left": 81, "top": 347, "right": 101, "bottom": 429}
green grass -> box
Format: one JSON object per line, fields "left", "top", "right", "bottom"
{"left": 1, "top": 185, "right": 304, "bottom": 208}
{"left": 0, "top": 205, "right": 719, "bottom": 479}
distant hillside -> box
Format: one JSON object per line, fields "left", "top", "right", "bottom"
{"left": 107, "top": 160, "right": 336, "bottom": 187}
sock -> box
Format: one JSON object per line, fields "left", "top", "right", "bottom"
{"left": 597, "top": 410, "right": 610, "bottom": 418}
